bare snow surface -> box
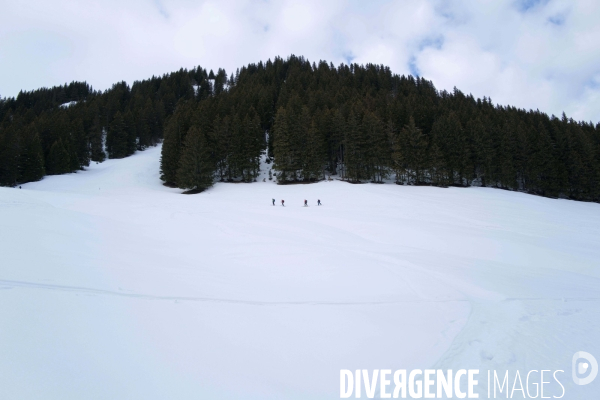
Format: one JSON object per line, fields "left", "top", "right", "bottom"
{"left": 1, "top": 145, "right": 599, "bottom": 399}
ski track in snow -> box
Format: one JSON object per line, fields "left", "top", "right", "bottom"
{"left": 0, "top": 279, "right": 471, "bottom": 305}
{"left": 1, "top": 145, "right": 599, "bottom": 399}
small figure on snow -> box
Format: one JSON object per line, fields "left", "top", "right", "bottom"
{"left": 317, "top": 199, "right": 321, "bottom": 206}
{"left": 304, "top": 199, "right": 308, "bottom": 207}
{"left": 281, "top": 199, "right": 285, "bottom": 206}
{"left": 272, "top": 198, "right": 275, "bottom": 206}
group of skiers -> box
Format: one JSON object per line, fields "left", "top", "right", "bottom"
{"left": 273, "top": 199, "right": 321, "bottom": 206}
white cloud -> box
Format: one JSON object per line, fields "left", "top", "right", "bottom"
{"left": 0, "top": 0, "right": 599, "bottom": 122}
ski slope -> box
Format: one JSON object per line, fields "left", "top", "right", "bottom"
{"left": 1, "top": 145, "right": 599, "bottom": 399}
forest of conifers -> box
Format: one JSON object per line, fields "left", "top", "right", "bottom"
{"left": 1, "top": 55, "right": 599, "bottom": 201}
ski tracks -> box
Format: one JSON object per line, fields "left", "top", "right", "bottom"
{"left": 0, "top": 279, "right": 469, "bottom": 307}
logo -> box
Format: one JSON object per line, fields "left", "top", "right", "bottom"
{"left": 572, "top": 351, "right": 598, "bottom": 385}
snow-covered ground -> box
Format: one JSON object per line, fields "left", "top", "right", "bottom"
{"left": 59, "top": 100, "right": 78, "bottom": 108}
{"left": 1, "top": 145, "right": 599, "bottom": 399}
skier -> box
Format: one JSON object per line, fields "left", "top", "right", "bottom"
{"left": 281, "top": 199, "right": 285, "bottom": 206}
{"left": 317, "top": 199, "right": 321, "bottom": 206}
{"left": 304, "top": 199, "right": 308, "bottom": 207}
{"left": 272, "top": 198, "right": 275, "bottom": 206}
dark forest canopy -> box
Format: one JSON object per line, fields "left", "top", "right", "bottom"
{"left": 1, "top": 55, "right": 599, "bottom": 202}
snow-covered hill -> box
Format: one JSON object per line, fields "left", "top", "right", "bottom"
{"left": 1, "top": 145, "right": 599, "bottom": 399}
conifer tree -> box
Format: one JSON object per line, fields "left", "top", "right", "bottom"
{"left": 89, "top": 116, "right": 106, "bottom": 162}
{"left": 393, "top": 117, "right": 427, "bottom": 184}
{"left": 527, "top": 122, "right": 556, "bottom": 196}
{"left": 228, "top": 114, "right": 245, "bottom": 180}
{"left": 160, "top": 127, "right": 181, "bottom": 185}
{"left": 240, "top": 108, "right": 263, "bottom": 181}
{"left": 138, "top": 99, "right": 154, "bottom": 149}
{"left": 71, "top": 119, "right": 90, "bottom": 168}
{"left": 124, "top": 110, "right": 137, "bottom": 156}
{"left": 363, "top": 111, "right": 389, "bottom": 182}
{"left": 211, "top": 116, "right": 231, "bottom": 181}
{"left": 498, "top": 121, "right": 518, "bottom": 189}
{"left": 345, "top": 110, "right": 368, "bottom": 182}
{"left": 47, "top": 139, "right": 70, "bottom": 175}
{"left": 273, "top": 107, "right": 294, "bottom": 181}
{"left": 428, "top": 142, "right": 445, "bottom": 186}
{"left": 18, "top": 125, "right": 45, "bottom": 183}
{"left": 0, "top": 125, "right": 19, "bottom": 186}
{"left": 302, "top": 119, "right": 325, "bottom": 181}
{"left": 106, "top": 111, "right": 127, "bottom": 159}
{"left": 176, "top": 126, "right": 214, "bottom": 191}
{"left": 276, "top": 99, "right": 304, "bottom": 181}
{"left": 439, "top": 112, "right": 468, "bottom": 185}
{"left": 65, "top": 131, "right": 81, "bottom": 173}
{"left": 465, "top": 117, "right": 490, "bottom": 186}
{"left": 331, "top": 109, "right": 346, "bottom": 178}
{"left": 161, "top": 109, "right": 188, "bottom": 185}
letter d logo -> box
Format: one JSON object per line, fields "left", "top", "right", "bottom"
{"left": 572, "top": 351, "right": 598, "bottom": 385}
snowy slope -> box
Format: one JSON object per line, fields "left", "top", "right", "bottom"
{"left": 1, "top": 145, "right": 599, "bottom": 399}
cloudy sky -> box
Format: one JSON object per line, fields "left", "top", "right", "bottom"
{"left": 1, "top": 0, "right": 599, "bottom": 122}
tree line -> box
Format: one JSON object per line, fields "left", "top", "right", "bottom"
{"left": 161, "top": 56, "right": 600, "bottom": 202}
{"left": 0, "top": 66, "right": 222, "bottom": 186}
{"left": 2, "top": 56, "right": 599, "bottom": 202}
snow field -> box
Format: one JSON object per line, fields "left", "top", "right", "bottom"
{"left": 1, "top": 145, "right": 599, "bottom": 399}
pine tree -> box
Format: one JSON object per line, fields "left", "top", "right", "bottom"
{"left": 89, "top": 116, "right": 106, "bottom": 162}
{"left": 211, "top": 116, "right": 231, "bottom": 181}
{"left": 138, "top": 99, "right": 153, "bottom": 149}
{"left": 278, "top": 100, "right": 305, "bottom": 181}
{"left": 228, "top": 114, "right": 245, "bottom": 180}
{"left": 18, "top": 125, "right": 45, "bottom": 183}
{"left": 0, "top": 125, "right": 20, "bottom": 186}
{"left": 241, "top": 109, "right": 263, "bottom": 181}
{"left": 331, "top": 109, "right": 346, "bottom": 178}
{"left": 428, "top": 141, "right": 445, "bottom": 186}
{"left": 176, "top": 126, "right": 214, "bottom": 191}
{"left": 465, "top": 117, "right": 491, "bottom": 186}
{"left": 345, "top": 110, "right": 368, "bottom": 182}
{"left": 65, "top": 130, "right": 81, "bottom": 173}
{"left": 164, "top": 101, "right": 196, "bottom": 183}
{"left": 302, "top": 119, "right": 325, "bottom": 181}
{"left": 47, "top": 139, "right": 70, "bottom": 175}
{"left": 527, "top": 122, "right": 557, "bottom": 196}
{"left": 498, "top": 120, "right": 518, "bottom": 189}
{"left": 71, "top": 119, "right": 90, "bottom": 168}
{"left": 273, "top": 107, "right": 294, "bottom": 182}
{"left": 440, "top": 111, "right": 468, "bottom": 185}
{"left": 362, "top": 111, "right": 388, "bottom": 182}
{"left": 106, "top": 111, "right": 128, "bottom": 159}
{"left": 124, "top": 110, "right": 137, "bottom": 156}
{"left": 393, "top": 117, "right": 427, "bottom": 184}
